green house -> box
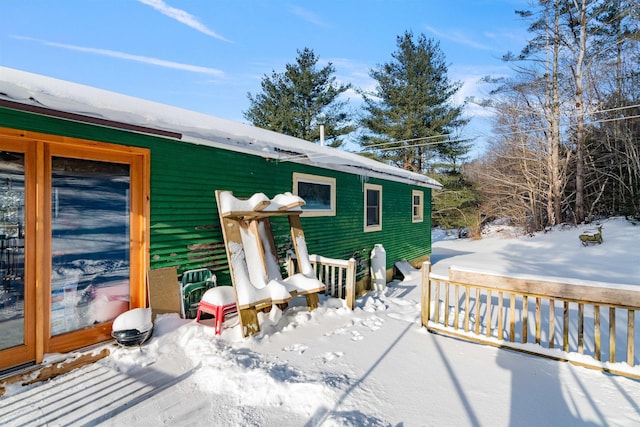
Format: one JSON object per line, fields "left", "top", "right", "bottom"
{"left": 0, "top": 67, "right": 440, "bottom": 370}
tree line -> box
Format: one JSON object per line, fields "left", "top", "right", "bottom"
{"left": 472, "top": 0, "right": 640, "bottom": 234}
{"left": 244, "top": 0, "right": 640, "bottom": 236}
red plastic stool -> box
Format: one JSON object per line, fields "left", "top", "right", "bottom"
{"left": 195, "top": 286, "right": 237, "bottom": 335}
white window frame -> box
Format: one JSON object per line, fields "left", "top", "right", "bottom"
{"left": 293, "top": 172, "right": 336, "bottom": 217}
{"left": 412, "top": 190, "right": 424, "bottom": 223}
{"left": 363, "top": 183, "right": 383, "bottom": 232}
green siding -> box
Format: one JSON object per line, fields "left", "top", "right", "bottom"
{"left": 1, "top": 107, "right": 432, "bottom": 286}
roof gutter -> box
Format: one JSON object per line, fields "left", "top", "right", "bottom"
{"left": 0, "top": 98, "right": 183, "bottom": 140}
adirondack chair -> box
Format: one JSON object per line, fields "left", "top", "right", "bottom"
{"left": 579, "top": 225, "right": 603, "bottom": 246}
{"left": 215, "top": 190, "right": 326, "bottom": 337}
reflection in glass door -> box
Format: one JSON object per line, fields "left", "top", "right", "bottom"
{"left": 0, "top": 152, "right": 25, "bottom": 352}
{"left": 50, "top": 157, "right": 130, "bottom": 335}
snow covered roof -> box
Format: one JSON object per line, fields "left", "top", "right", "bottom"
{"left": 0, "top": 67, "right": 441, "bottom": 190}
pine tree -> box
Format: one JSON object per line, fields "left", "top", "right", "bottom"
{"left": 359, "top": 31, "right": 468, "bottom": 173}
{"left": 431, "top": 170, "right": 482, "bottom": 238}
{"left": 244, "top": 48, "right": 354, "bottom": 147}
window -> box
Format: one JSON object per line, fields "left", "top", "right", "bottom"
{"left": 412, "top": 190, "right": 424, "bottom": 223}
{"left": 293, "top": 173, "right": 336, "bottom": 217}
{"left": 364, "top": 183, "right": 382, "bottom": 232}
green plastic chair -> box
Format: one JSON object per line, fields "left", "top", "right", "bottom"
{"left": 180, "top": 268, "right": 216, "bottom": 318}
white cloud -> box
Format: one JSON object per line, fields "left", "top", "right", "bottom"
{"left": 327, "top": 57, "right": 375, "bottom": 92}
{"left": 12, "top": 36, "right": 224, "bottom": 76}
{"left": 424, "top": 24, "right": 493, "bottom": 51}
{"left": 137, "top": 0, "right": 232, "bottom": 43}
{"left": 289, "top": 6, "right": 328, "bottom": 27}
{"left": 447, "top": 66, "right": 506, "bottom": 137}
{"left": 484, "top": 30, "right": 525, "bottom": 44}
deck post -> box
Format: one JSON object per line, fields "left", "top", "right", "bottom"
{"left": 345, "top": 258, "right": 356, "bottom": 310}
{"left": 421, "top": 261, "right": 431, "bottom": 328}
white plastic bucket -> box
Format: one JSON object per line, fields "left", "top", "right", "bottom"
{"left": 370, "top": 244, "right": 387, "bottom": 291}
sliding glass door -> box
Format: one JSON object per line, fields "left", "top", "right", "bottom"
{"left": 46, "top": 143, "right": 148, "bottom": 355}
{"left": 0, "top": 128, "right": 149, "bottom": 370}
{"left": 50, "top": 157, "right": 131, "bottom": 336}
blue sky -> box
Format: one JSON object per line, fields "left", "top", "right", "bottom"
{"left": 2, "top": 0, "right": 530, "bottom": 155}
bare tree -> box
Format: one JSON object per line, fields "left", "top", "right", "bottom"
{"left": 471, "top": 79, "right": 562, "bottom": 232}
{"left": 477, "top": 0, "right": 640, "bottom": 229}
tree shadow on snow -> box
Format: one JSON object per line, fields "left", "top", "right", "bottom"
{"left": 306, "top": 408, "right": 392, "bottom": 426}
{"left": 429, "top": 247, "right": 474, "bottom": 265}
{"left": 496, "top": 348, "right": 600, "bottom": 426}
{"left": 304, "top": 319, "right": 416, "bottom": 426}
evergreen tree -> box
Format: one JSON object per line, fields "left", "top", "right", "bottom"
{"left": 431, "top": 170, "right": 482, "bottom": 238}
{"left": 244, "top": 48, "right": 354, "bottom": 148}
{"left": 359, "top": 31, "right": 469, "bottom": 173}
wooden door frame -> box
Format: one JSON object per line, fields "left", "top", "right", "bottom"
{"left": 0, "top": 135, "right": 36, "bottom": 370}
{"left": 0, "top": 127, "right": 150, "bottom": 368}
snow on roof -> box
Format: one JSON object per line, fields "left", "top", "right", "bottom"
{"left": 0, "top": 66, "right": 441, "bottom": 189}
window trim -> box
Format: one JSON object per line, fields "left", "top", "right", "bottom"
{"left": 363, "top": 183, "right": 383, "bottom": 232}
{"left": 292, "top": 172, "right": 336, "bottom": 217}
{"left": 412, "top": 190, "right": 424, "bottom": 223}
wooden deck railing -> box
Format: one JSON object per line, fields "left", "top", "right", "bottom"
{"left": 287, "top": 253, "right": 356, "bottom": 309}
{"left": 309, "top": 255, "right": 357, "bottom": 310}
{"left": 420, "top": 262, "right": 640, "bottom": 378}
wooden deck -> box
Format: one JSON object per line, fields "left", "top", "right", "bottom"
{"left": 420, "top": 262, "right": 640, "bottom": 379}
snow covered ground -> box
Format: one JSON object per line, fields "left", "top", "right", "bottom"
{"left": 2, "top": 217, "right": 640, "bottom": 426}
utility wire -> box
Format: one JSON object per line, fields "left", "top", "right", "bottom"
{"left": 357, "top": 111, "right": 640, "bottom": 157}
{"left": 373, "top": 138, "right": 463, "bottom": 152}
{"left": 278, "top": 105, "right": 640, "bottom": 162}
{"left": 360, "top": 133, "right": 452, "bottom": 149}
{"left": 484, "top": 111, "right": 640, "bottom": 142}
{"left": 355, "top": 102, "right": 640, "bottom": 153}
{"left": 485, "top": 102, "right": 640, "bottom": 135}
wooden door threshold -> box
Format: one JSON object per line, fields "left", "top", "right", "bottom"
{"left": 0, "top": 343, "right": 113, "bottom": 396}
